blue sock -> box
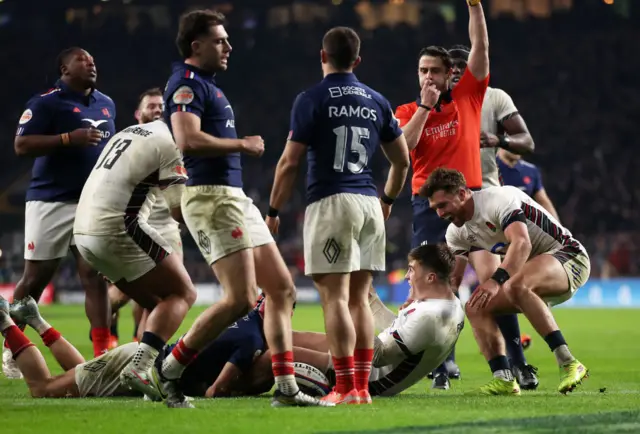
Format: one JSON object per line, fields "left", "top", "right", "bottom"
{"left": 496, "top": 314, "right": 526, "bottom": 367}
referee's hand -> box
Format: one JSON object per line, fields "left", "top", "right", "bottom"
{"left": 420, "top": 81, "right": 440, "bottom": 109}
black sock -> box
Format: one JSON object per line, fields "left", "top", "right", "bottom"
{"left": 488, "top": 355, "right": 511, "bottom": 373}
{"left": 133, "top": 323, "right": 139, "bottom": 341}
{"left": 141, "top": 331, "right": 166, "bottom": 352}
{"left": 496, "top": 314, "right": 526, "bottom": 366}
{"left": 434, "top": 362, "right": 448, "bottom": 375}
{"left": 543, "top": 330, "right": 567, "bottom": 352}
{"left": 446, "top": 347, "right": 456, "bottom": 363}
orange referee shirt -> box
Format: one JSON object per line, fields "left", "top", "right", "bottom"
{"left": 396, "top": 68, "right": 489, "bottom": 194}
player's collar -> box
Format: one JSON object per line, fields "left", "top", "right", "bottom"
{"left": 56, "top": 79, "right": 96, "bottom": 103}
{"left": 174, "top": 62, "right": 216, "bottom": 81}
{"left": 323, "top": 72, "right": 357, "bottom": 82}
{"left": 415, "top": 89, "right": 452, "bottom": 112}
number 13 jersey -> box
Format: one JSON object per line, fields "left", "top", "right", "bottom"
{"left": 288, "top": 72, "right": 402, "bottom": 204}
{"left": 74, "top": 120, "right": 187, "bottom": 236}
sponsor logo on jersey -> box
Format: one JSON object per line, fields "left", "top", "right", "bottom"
{"left": 19, "top": 109, "right": 33, "bottom": 125}
{"left": 172, "top": 86, "right": 194, "bottom": 105}
{"left": 82, "top": 118, "right": 111, "bottom": 139}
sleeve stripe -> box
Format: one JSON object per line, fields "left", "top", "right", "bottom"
{"left": 391, "top": 330, "right": 414, "bottom": 357}
{"left": 159, "top": 177, "right": 187, "bottom": 188}
{"left": 501, "top": 209, "right": 526, "bottom": 231}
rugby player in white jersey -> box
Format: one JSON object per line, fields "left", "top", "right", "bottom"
{"left": 444, "top": 45, "right": 539, "bottom": 390}
{"left": 107, "top": 88, "right": 183, "bottom": 347}
{"left": 261, "top": 244, "right": 464, "bottom": 397}
{"left": 421, "top": 168, "right": 589, "bottom": 395}
{"left": 73, "top": 119, "right": 196, "bottom": 400}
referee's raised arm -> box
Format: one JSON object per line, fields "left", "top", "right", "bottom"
{"left": 466, "top": 0, "right": 489, "bottom": 80}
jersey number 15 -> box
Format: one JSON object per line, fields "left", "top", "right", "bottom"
{"left": 96, "top": 138, "right": 132, "bottom": 170}
{"left": 333, "top": 125, "right": 369, "bottom": 174}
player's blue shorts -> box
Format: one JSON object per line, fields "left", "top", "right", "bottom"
{"left": 411, "top": 195, "right": 449, "bottom": 248}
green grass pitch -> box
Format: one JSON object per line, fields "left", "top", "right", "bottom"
{"left": 1, "top": 305, "right": 639, "bottom": 433}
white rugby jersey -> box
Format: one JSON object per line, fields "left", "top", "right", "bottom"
{"left": 74, "top": 120, "right": 187, "bottom": 236}
{"left": 480, "top": 87, "right": 518, "bottom": 188}
{"left": 369, "top": 298, "right": 464, "bottom": 396}
{"left": 446, "top": 186, "right": 586, "bottom": 260}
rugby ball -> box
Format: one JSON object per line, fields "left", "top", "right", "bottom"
{"left": 294, "top": 362, "right": 331, "bottom": 397}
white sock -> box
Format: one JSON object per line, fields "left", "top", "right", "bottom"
{"left": 275, "top": 374, "right": 299, "bottom": 396}
{"left": 0, "top": 314, "right": 14, "bottom": 333}
{"left": 161, "top": 353, "right": 188, "bottom": 380}
{"left": 493, "top": 369, "right": 514, "bottom": 381}
{"left": 132, "top": 343, "right": 159, "bottom": 372}
{"left": 29, "top": 316, "right": 52, "bottom": 335}
{"left": 553, "top": 345, "right": 575, "bottom": 366}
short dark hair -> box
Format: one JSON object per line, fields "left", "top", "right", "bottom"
{"left": 137, "top": 88, "right": 163, "bottom": 107}
{"left": 448, "top": 44, "right": 470, "bottom": 62}
{"left": 418, "top": 45, "right": 452, "bottom": 70}
{"left": 322, "top": 27, "right": 360, "bottom": 70}
{"left": 408, "top": 243, "right": 455, "bottom": 282}
{"left": 420, "top": 168, "right": 467, "bottom": 198}
{"left": 176, "top": 9, "right": 226, "bottom": 59}
{"left": 56, "top": 47, "right": 84, "bottom": 76}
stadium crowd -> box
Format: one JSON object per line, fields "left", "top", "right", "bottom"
{"left": 0, "top": 1, "right": 638, "bottom": 292}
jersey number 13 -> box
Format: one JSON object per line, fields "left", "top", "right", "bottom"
{"left": 333, "top": 125, "right": 369, "bottom": 174}
{"left": 95, "top": 138, "right": 132, "bottom": 170}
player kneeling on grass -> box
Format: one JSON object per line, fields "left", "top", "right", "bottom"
{"left": 265, "top": 244, "right": 465, "bottom": 396}
{"left": 73, "top": 120, "right": 197, "bottom": 399}
{"left": 421, "top": 168, "right": 589, "bottom": 395}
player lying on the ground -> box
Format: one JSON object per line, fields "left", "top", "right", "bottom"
{"left": 421, "top": 168, "right": 589, "bottom": 395}
{"left": 0, "top": 294, "right": 274, "bottom": 399}
{"left": 286, "top": 244, "right": 465, "bottom": 396}
{"left": 222, "top": 245, "right": 465, "bottom": 398}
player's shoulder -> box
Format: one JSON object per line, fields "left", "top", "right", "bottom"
{"left": 518, "top": 159, "right": 538, "bottom": 170}
{"left": 166, "top": 63, "right": 209, "bottom": 92}
{"left": 25, "top": 87, "right": 62, "bottom": 108}
{"left": 445, "top": 221, "right": 464, "bottom": 240}
{"left": 92, "top": 89, "right": 115, "bottom": 106}
{"left": 486, "top": 86, "right": 510, "bottom": 99}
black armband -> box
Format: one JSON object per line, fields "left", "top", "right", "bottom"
{"left": 490, "top": 267, "right": 510, "bottom": 285}
{"left": 381, "top": 193, "right": 395, "bottom": 205}
{"left": 418, "top": 103, "right": 432, "bottom": 111}
{"left": 267, "top": 206, "right": 279, "bottom": 218}
{"left": 498, "top": 135, "right": 512, "bottom": 150}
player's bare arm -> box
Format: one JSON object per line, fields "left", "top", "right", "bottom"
{"left": 533, "top": 189, "right": 561, "bottom": 223}
{"left": 170, "top": 111, "right": 264, "bottom": 157}
{"left": 481, "top": 114, "right": 534, "bottom": 154}
{"left": 402, "top": 82, "right": 439, "bottom": 151}
{"left": 468, "top": 221, "right": 531, "bottom": 310}
{"left": 205, "top": 362, "right": 243, "bottom": 398}
{"left": 15, "top": 129, "right": 102, "bottom": 157}
{"left": 380, "top": 134, "right": 410, "bottom": 219}
{"left": 450, "top": 254, "right": 469, "bottom": 290}
{"left": 265, "top": 140, "right": 306, "bottom": 234}
{"left": 466, "top": 0, "right": 489, "bottom": 80}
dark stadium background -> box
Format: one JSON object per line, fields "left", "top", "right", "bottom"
{"left": 0, "top": 0, "right": 638, "bottom": 306}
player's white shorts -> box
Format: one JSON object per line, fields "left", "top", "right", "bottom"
{"left": 74, "top": 223, "right": 172, "bottom": 283}
{"left": 304, "top": 193, "right": 385, "bottom": 275}
{"left": 24, "top": 201, "right": 77, "bottom": 260}
{"left": 74, "top": 342, "right": 137, "bottom": 397}
{"left": 157, "top": 223, "right": 182, "bottom": 257}
{"left": 545, "top": 247, "right": 591, "bottom": 307}
{"left": 181, "top": 185, "right": 273, "bottom": 265}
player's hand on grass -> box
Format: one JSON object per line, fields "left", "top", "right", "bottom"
{"left": 380, "top": 199, "right": 392, "bottom": 220}
{"left": 241, "top": 135, "right": 265, "bottom": 157}
{"left": 265, "top": 215, "right": 280, "bottom": 235}
{"left": 70, "top": 128, "right": 102, "bottom": 146}
{"left": 480, "top": 131, "right": 499, "bottom": 148}
{"left": 420, "top": 81, "right": 440, "bottom": 109}
{"left": 467, "top": 279, "right": 500, "bottom": 311}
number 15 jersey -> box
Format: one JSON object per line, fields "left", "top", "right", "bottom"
{"left": 289, "top": 72, "right": 402, "bottom": 204}
{"left": 75, "top": 120, "right": 187, "bottom": 236}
